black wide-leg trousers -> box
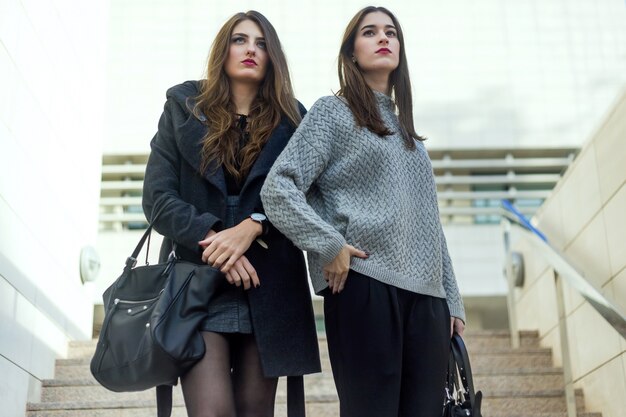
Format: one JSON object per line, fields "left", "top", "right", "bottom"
{"left": 323, "top": 270, "right": 451, "bottom": 417}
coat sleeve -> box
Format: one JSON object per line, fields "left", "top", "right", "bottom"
{"left": 142, "top": 98, "right": 222, "bottom": 250}
{"left": 261, "top": 97, "right": 346, "bottom": 266}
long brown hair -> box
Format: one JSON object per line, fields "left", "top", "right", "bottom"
{"left": 338, "top": 6, "right": 424, "bottom": 149}
{"left": 194, "top": 10, "right": 301, "bottom": 181}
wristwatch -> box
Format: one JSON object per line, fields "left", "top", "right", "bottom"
{"left": 249, "top": 213, "right": 269, "bottom": 249}
{"left": 249, "top": 212, "right": 268, "bottom": 236}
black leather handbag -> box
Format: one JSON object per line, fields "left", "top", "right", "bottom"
{"left": 90, "top": 220, "right": 223, "bottom": 416}
{"left": 443, "top": 333, "right": 483, "bottom": 417}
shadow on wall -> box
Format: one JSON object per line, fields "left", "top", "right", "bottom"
{"left": 0, "top": 292, "right": 71, "bottom": 383}
{"left": 0, "top": 251, "right": 89, "bottom": 340}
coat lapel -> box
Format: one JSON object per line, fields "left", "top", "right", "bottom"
{"left": 174, "top": 109, "right": 228, "bottom": 197}
{"left": 239, "top": 121, "right": 291, "bottom": 196}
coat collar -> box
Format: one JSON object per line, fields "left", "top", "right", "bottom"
{"left": 168, "top": 81, "right": 293, "bottom": 197}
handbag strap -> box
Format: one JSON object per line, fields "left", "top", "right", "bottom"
{"left": 124, "top": 199, "right": 175, "bottom": 270}
{"left": 445, "top": 344, "right": 459, "bottom": 401}
{"left": 156, "top": 385, "right": 172, "bottom": 417}
{"left": 451, "top": 333, "right": 477, "bottom": 406}
{"left": 287, "top": 376, "right": 305, "bottom": 417}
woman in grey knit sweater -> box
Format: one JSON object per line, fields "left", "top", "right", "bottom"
{"left": 262, "top": 6, "right": 465, "bottom": 417}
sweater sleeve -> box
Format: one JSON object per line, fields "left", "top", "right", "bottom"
{"left": 142, "top": 98, "right": 222, "bottom": 250}
{"left": 440, "top": 225, "right": 466, "bottom": 322}
{"left": 261, "top": 97, "right": 347, "bottom": 265}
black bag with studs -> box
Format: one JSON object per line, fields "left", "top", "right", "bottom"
{"left": 90, "top": 217, "right": 223, "bottom": 416}
{"left": 443, "top": 333, "right": 483, "bottom": 417}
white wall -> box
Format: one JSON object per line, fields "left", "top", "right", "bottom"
{"left": 104, "top": 0, "right": 626, "bottom": 155}
{"left": 444, "top": 224, "right": 508, "bottom": 296}
{"left": 0, "top": 0, "right": 109, "bottom": 414}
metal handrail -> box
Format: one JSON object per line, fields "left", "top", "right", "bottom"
{"left": 501, "top": 200, "right": 626, "bottom": 340}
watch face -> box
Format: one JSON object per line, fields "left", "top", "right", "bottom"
{"left": 251, "top": 213, "right": 267, "bottom": 222}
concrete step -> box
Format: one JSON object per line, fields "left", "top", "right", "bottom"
{"left": 67, "top": 339, "right": 552, "bottom": 366}
{"left": 33, "top": 371, "right": 587, "bottom": 414}
{"left": 494, "top": 415, "right": 601, "bottom": 417}
{"left": 27, "top": 402, "right": 334, "bottom": 417}
{"left": 26, "top": 408, "right": 603, "bottom": 417}
{"left": 54, "top": 358, "right": 333, "bottom": 380}
{"left": 31, "top": 330, "right": 602, "bottom": 417}
{"left": 475, "top": 369, "right": 564, "bottom": 391}
{"left": 480, "top": 388, "right": 586, "bottom": 414}
{"left": 467, "top": 347, "right": 554, "bottom": 369}
{"left": 55, "top": 358, "right": 555, "bottom": 382}
{"left": 41, "top": 366, "right": 567, "bottom": 404}
{"left": 26, "top": 409, "right": 603, "bottom": 417}
{"left": 316, "top": 346, "right": 555, "bottom": 370}
{"left": 454, "top": 329, "right": 541, "bottom": 349}
{"left": 27, "top": 389, "right": 588, "bottom": 416}
{"left": 66, "top": 330, "right": 541, "bottom": 359}
{"left": 32, "top": 390, "right": 338, "bottom": 407}
{"left": 39, "top": 373, "right": 338, "bottom": 403}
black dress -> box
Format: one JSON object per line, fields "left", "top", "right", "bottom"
{"left": 201, "top": 114, "right": 254, "bottom": 334}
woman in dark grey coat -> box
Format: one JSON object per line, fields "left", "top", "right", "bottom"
{"left": 142, "top": 10, "right": 320, "bottom": 417}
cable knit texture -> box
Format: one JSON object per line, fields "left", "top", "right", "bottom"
{"left": 261, "top": 92, "right": 465, "bottom": 321}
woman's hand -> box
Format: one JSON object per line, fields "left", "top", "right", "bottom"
{"left": 225, "top": 255, "right": 260, "bottom": 290}
{"left": 199, "top": 219, "right": 262, "bottom": 273}
{"left": 323, "top": 244, "right": 368, "bottom": 294}
{"left": 451, "top": 317, "right": 465, "bottom": 337}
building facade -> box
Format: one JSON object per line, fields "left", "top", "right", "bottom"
{"left": 98, "top": 0, "right": 626, "bottom": 324}
{"left": 1, "top": 0, "right": 625, "bottom": 415}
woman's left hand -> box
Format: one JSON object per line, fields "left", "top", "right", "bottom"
{"left": 225, "top": 255, "right": 260, "bottom": 290}
{"left": 199, "top": 219, "right": 262, "bottom": 272}
{"left": 451, "top": 317, "right": 465, "bottom": 337}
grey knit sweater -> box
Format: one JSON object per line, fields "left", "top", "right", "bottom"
{"left": 261, "top": 92, "right": 465, "bottom": 321}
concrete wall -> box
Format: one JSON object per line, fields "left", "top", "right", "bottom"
{"left": 0, "top": 0, "right": 109, "bottom": 415}
{"left": 445, "top": 224, "right": 508, "bottom": 297}
{"left": 511, "top": 89, "right": 626, "bottom": 417}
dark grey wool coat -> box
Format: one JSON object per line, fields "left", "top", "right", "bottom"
{"left": 142, "top": 80, "right": 321, "bottom": 377}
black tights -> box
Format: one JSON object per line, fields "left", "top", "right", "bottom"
{"left": 181, "top": 332, "right": 278, "bottom": 417}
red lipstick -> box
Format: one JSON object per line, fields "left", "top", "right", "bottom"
{"left": 376, "top": 48, "right": 392, "bottom": 54}
{"left": 242, "top": 59, "right": 257, "bottom": 66}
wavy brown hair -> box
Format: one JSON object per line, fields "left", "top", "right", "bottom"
{"left": 338, "top": 6, "right": 425, "bottom": 149}
{"left": 194, "top": 10, "right": 301, "bottom": 182}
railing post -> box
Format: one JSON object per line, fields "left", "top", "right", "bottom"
{"left": 554, "top": 272, "right": 577, "bottom": 417}
{"left": 501, "top": 218, "right": 520, "bottom": 348}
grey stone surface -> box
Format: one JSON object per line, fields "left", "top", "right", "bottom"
{"left": 31, "top": 330, "right": 600, "bottom": 417}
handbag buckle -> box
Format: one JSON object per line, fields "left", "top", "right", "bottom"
{"left": 162, "top": 251, "right": 178, "bottom": 276}
{"left": 125, "top": 256, "right": 137, "bottom": 268}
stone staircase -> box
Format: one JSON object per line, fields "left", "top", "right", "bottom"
{"left": 26, "top": 330, "right": 601, "bottom": 417}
